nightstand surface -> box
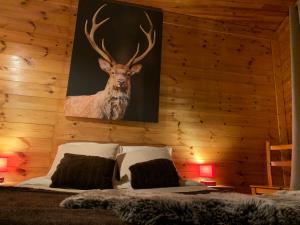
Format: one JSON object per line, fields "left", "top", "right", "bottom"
{"left": 0, "top": 182, "right": 17, "bottom": 187}
{"left": 250, "top": 185, "right": 288, "bottom": 195}
{"left": 209, "top": 185, "right": 235, "bottom": 192}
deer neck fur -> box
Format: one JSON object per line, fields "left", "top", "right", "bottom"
{"left": 95, "top": 78, "right": 131, "bottom": 120}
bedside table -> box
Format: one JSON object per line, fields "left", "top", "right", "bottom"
{"left": 250, "top": 185, "right": 288, "bottom": 195}
{"left": 209, "top": 185, "right": 235, "bottom": 192}
{"left": 0, "top": 182, "right": 16, "bottom": 187}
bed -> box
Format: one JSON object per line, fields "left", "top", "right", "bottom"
{"left": 2, "top": 185, "right": 300, "bottom": 225}
{"left": 16, "top": 175, "right": 214, "bottom": 194}
{"left": 2, "top": 142, "right": 300, "bottom": 225}
{"left": 0, "top": 186, "right": 125, "bottom": 225}
{"left": 16, "top": 142, "right": 211, "bottom": 194}
{"left": 0, "top": 142, "right": 211, "bottom": 225}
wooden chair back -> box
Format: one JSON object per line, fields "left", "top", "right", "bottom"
{"left": 266, "top": 141, "right": 292, "bottom": 186}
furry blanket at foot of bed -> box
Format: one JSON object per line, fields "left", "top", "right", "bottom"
{"left": 60, "top": 189, "right": 300, "bottom": 225}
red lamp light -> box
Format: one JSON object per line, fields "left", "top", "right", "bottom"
{"left": 199, "top": 163, "right": 216, "bottom": 186}
{"left": 0, "top": 157, "right": 8, "bottom": 183}
{"left": 199, "top": 163, "right": 215, "bottom": 178}
{"left": 0, "top": 157, "right": 8, "bottom": 172}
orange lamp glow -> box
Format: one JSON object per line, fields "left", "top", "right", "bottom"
{"left": 0, "top": 157, "right": 8, "bottom": 172}
{"left": 199, "top": 163, "right": 215, "bottom": 178}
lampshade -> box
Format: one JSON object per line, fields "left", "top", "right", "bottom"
{"left": 199, "top": 163, "right": 215, "bottom": 178}
{"left": 0, "top": 157, "right": 8, "bottom": 172}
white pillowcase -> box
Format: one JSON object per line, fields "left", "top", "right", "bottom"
{"left": 119, "top": 145, "right": 172, "bottom": 154}
{"left": 116, "top": 146, "right": 173, "bottom": 187}
{"left": 18, "top": 176, "right": 52, "bottom": 187}
{"left": 47, "top": 142, "right": 119, "bottom": 178}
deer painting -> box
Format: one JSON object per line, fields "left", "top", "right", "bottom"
{"left": 65, "top": 4, "right": 156, "bottom": 120}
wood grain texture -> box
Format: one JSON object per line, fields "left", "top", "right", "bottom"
{"left": 118, "top": 0, "right": 296, "bottom": 39}
{"left": 271, "top": 17, "right": 292, "bottom": 187}
{"left": 0, "top": 0, "right": 289, "bottom": 192}
{"left": 272, "top": 18, "right": 291, "bottom": 143}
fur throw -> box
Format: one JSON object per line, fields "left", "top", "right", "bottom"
{"left": 60, "top": 189, "right": 300, "bottom": 225}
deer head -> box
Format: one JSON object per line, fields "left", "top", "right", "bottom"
{"left": 85, "top": 4, "right": 156, "bottom": 93}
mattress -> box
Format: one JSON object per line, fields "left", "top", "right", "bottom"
{"left": 0, "top": 186, "right": 124, "bottom": 225}
{"left": 17, "top": 176, "right": 214, "bottom": 194}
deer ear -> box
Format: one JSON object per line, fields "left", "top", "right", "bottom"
{"left": 130, "top": 64, "right": 142, "bottom": 75}
{"left": 98, "top": 59, "right": 112, "bottom": 73}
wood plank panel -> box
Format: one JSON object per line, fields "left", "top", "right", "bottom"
{"left": 119, "top": 0, "right": 293, "bottom": 35}
{"left": 163, "top": 12, "right": 276, "bottom": 40}
{"left": 162, "top": 24, "right": 274, "bottom": 75}
{"left": 0, "top": 15, "right": 70, "bottom": 39}
{"left": 0, "top": 136, "right": 52, "bottom": 152}
{"left": 0, "top": 67, "right": 67, "bottom": 87}
{"left": 271, "top": 17, "right": 292, "bottom": 186}
{"left": 0, "top": 54, "right": 67, "bottom": 74}
{"left": 0, "top": 108, "right": 57, "bottom": 125}
{"left": 0, "top": 93, "right": 62, "bottom": 112}
{"left": 0, "top": 28, "right": 69, "bottom": 49}
{"left": 0, "top": 79, "right": 66, "bottom": 99}
{"left": 0, "top": 122, "right": 53, "bottom": 138}
{"left": 273, "top": 18, "right": 292, "bottom": 143}
{"left": 0, "top": 40, "right": 68, "bottom": 61}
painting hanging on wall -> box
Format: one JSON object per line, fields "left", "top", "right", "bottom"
{"left": 65, "top": 0, "right": 163, "bottom": 122}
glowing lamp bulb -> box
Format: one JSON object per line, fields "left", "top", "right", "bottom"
{"left": 199, "top": 163, "right": 215, "bottom": 178}
{"left": 0, "top": 157, "right": 8, "bottom": 172}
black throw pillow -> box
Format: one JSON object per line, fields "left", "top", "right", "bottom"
{"left": 50, "top": 153, "right": 115, "bottom": 190}
{"left": 129, "top": 159, "right": 179, "bottom": 189}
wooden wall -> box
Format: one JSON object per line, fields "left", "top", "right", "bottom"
{"left": 271, "top": 17, "right": 292, "bottom": 187}
{"left": 0, "top": 0, "right": 283, "bottom": 192}
{"left": 272, "top": 18, "right": 292, "bottom": 144}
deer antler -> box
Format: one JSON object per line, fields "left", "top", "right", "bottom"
{"left": 126, "top": 12, "right": 156, "bottom": 66}
{"left": 85, "top": 4, "right": 116, "bottom": 65}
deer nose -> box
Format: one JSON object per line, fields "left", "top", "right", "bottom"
{"left": 118, "top": 80, "right": 126, "bottom": 87}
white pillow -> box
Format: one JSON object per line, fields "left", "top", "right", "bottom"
{"left": 116, "top": 146, "right": 173, "bottom": 187}
{"left": 17, "top": 176, "right": 51, "bottom": 187}
{"left": 119, "top": 145, "right": 172, "bottom": 154}
{"left": 47, "top": 142, "right": 119, "bottom": 178}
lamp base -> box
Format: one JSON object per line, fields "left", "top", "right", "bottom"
{"left": 200, "top": 180, "right": 216, "bottom": 186}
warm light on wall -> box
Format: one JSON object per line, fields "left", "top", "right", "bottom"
{"left": 0, "top": 137, "right": 29, "bottom": 153}
{"left": 199, "top": 163, "right": 216, "bottom": 178}
{"left": 0, "top": 157, "right": 8, "bottom": 172}
{"left": 194, "top": 156, "right": 205, "bottom": 164}
{"left": 0, "top": 137, "right": 29, "bottom": 180}
{"left": 0, "top": 157, "right": 8, "bottom": 183}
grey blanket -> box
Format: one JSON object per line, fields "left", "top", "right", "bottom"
{"left": 60, "top": 189, "right": 300, "bottom": 225}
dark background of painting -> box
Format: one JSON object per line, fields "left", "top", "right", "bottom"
{"left": 67, "top": 0, "right": 163, "bottom": 122}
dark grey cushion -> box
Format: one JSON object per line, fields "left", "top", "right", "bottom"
{"left": 50, "top": 153, "right": 115, "bottom": 190}
{"left": 129, "top": 159, "right": 179, "bottom": 189}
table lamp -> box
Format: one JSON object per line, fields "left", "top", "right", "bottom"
{"left": 199, "top": 163, "right": 216, "bottom": 186}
